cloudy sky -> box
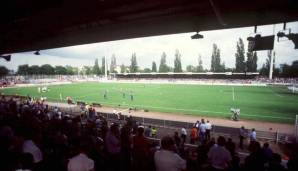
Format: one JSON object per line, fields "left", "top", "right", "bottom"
{"left": 1, "top": 22, "right": 298, "bottom": 71}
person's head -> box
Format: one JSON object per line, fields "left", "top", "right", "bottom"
{"left": 241, "top": 126, "right": 245, "bottom": 129}
{"left": 110, "top": 123, "right": 119, "bottom": 134}
{"left": 263, "top": 142, "right": 269, "bottom": 148}
{"left": 252, "top": 128, "right": 255, "bottom": 132}
{"left": 271, "top": 153, "right": 282, "bottom": 163}
{"left": 161, "top": 136, "right": 175, "bottom": 151}
{"left": 137, "top": 126, "right": 144, "bottom": 136}
{"left": 149, "top": 125, "right": 151, "bottom": 128}
{"left": 201, "top": 118, "right": 205, "bottom": 123}
{"left": 217, "top": 136, "right": 226, "bottom": 146}
{"left": 207, "top": 120, "right": 209, "bottom": 123}
{"left": 174, "top": 131, "right": 179, "bottom": 137}
{"left": 79, "top": 136, "right": 91, "bottom": 154}
{"left": 248, "top": 141, "right": 261, "bottom": 153}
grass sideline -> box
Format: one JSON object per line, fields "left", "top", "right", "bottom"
{"left": 1, "top": 82, "right": 298, "bottom": 124}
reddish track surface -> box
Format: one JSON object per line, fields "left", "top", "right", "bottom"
{"left": 46, "top": 102, "right": 295, "bottom": 134}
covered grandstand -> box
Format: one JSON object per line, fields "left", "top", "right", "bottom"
{"left": 115, "top": 72, "right": 259, "bottom": 79}
{"left": 1, "top": 0, "right": 298, "bottom": 171}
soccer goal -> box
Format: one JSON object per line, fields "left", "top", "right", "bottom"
{"left": 288, "top": 80, "right": 298, "bottom": 94}
{"left": 288, "top": 84, "right": 298, "bottom": 94}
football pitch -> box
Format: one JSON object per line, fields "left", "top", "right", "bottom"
{"left": 1, "top": 82, "right": 298, "bottom": 124}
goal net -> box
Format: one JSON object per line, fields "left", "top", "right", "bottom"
{"left": 287, "top": 84, "right": 298, "bottom": 94}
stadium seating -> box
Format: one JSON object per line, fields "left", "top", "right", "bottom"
{"left": 0, "top": 95, "right": 297, "bottom": 171}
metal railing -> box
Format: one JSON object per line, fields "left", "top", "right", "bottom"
{"left": 3, "top": 94, "right": 294, "bottom": 144}
{"left": 99, "top": 112, "right": 294, "bottom": 143}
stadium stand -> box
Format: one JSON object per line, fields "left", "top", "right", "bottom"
{"left": 1, "top": 95, "right": 297, "bottom": 171}
{"left": 115, "top": 72, "right": 259, "bottom": 79}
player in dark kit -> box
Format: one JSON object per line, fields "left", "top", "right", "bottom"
{"left": 103, "top": 90, "right": 107, "bottom": 99}
{"left": 130, "top": 91, "right": 134, "bottom": 101}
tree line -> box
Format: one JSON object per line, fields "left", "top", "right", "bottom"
{"left": 0, "top": 37, "right": 297, "bottom": 77}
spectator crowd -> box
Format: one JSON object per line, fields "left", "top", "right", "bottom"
{"left": 0, "top": 95, "right": 298, "bottom": 171}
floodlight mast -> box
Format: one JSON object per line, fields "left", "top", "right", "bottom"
{"left": 269, "top": 50, "right": 274, "bottom": 80}
{"left": 105, "top": 56, "right": 108, "bottom": 79}
{"left": 269, "top": 25, "right": 276, "bottom": 80}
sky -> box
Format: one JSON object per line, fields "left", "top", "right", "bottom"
{"left": 1, "top": 21, "right": 298, "bottom": 71}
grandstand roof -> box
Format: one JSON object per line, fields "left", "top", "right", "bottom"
{"left": 1, "top": 0, "right": 298, "bottom": 54}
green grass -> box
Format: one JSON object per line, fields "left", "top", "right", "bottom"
{"left": 1, "top": 82, "right": 298, "bottom": 124}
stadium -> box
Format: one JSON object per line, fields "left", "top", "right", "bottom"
{"left": 1, "top": 1, "right": 298, "bottom": 171}
{"left": 1, "top": 76, "right": 298, "bottom": 123}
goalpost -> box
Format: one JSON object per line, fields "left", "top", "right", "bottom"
{"left": 288, "top": 81, "right": 298, "bottom": 94}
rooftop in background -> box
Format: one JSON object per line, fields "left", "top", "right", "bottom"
{"left": 1, "top": 0, "right": 298, "bottom": 54}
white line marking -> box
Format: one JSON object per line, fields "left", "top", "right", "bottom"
{"left": 71, "top": 99, "right": 294, "bottom": 120}
{"left": 13, "top": 87, "right": 295, "bottom": 121}
{"left": 269, "top": 87, "right": 284, "bottom": 97}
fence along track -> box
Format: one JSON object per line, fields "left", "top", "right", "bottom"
{"left": 56, "top": 103, "right": 294, "bottom": 143}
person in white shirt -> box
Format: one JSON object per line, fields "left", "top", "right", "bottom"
{"left": 205, "top": 120, "right": 212, "bottom": 141}
{"left": 180, "top": 127, "right": 187, "bottom": 144}
{"left": 68, "top": 139, "right": 94, "bottom": 171}
{"left": 250, "top": 128, "right": 257, "bottom": 142}
{"left": 68, "top": 153, "right": 94, "bottom": 171}
{"left": 208, "top": 136, "right": 232, "bottom": 170}
{"left": 154, "top": 136, "right": 186, "bottom": 171}
{"left": 22, "top": 140, "right": 43, "bottom": 163}
{"left": 199, "top": 119, "right": 207, "bottom": 142}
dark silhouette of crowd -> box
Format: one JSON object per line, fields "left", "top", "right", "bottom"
{"left": 1, "top": 95, "right": 298, "bottom": 171}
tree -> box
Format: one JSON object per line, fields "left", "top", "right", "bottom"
{"left": 260, "top": 51, "right": 276, "bottom": 76}
{"left": 28, "top": 65, "right": 40, "bottom": 75}
{"left": 130, "top": 53, "right": 138, "bottom": 72}
{"left": 84, "top": 66, "right": 92, "bottom": 75}
{"left": 72, "top": 67, "right": 79, "bottom": 75}
{"left": 0, "top": 66, "right": 9, "bottom": 77}
{"left": 219, "top": 62, "right": 226, "bottom": 72}
{"left": 246, "top": 51, "right": 254, "bottom": 72}
{"left": 17, "top": 64, "right": 29, "bottom": 75}
{"left": 186, "top": 65, "right": 196, "bottom": 72}
{"left": 80, "top": 66, "right": 92, "bottom": 75}
{"left": 40, "top": 64, "right": 55, "bottom": 75}
{"left": 152, "top": 61, "right": 157, "bottom": 72}
{"left": 280, "top": 61, "right": 298, "bottom": 77}
{"left": 247, "top": 49, "right": 258, "bottom": 72}
{"left": 102, "top": 57, "right": 105, "bottom": 75}
{"left": 93, "top": 58, "right": 101, "bottom": 75}
{"left": 196, "top": 54, "right": 204, "bottom": 72}
{"left": 210, "top": 44, "right": 221, "bottom": 72}
{"left": 54, "top": 66, "right": 67, "bottom": 75}
{"left": 65, "top": 65, "right": 75, "bottom": 75}
{"left": 252, "top": 52, "right": 258, "bottom": 72}
{"left": 143, "top": 68, "right": 151, "bottom": 73}
{"left": 173, "top": 49, "right": 182, "bottom": 72}
{"left": 235, "top": 38, "right": 246, "bottom": 72}
{"left": 120, "top": 64, "right": 126, "bottom": 73}
{"left": 159, "top": 52, "right": 169, "bottom": 72}
{"left": 110, "top": 54, "right": 117, "bottom": 73}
